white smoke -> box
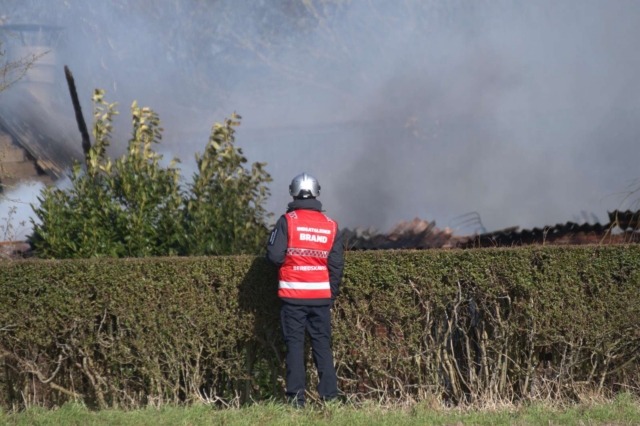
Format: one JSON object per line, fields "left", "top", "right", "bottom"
{"left": 0, "top": 181, "right": 45, "bottom": 241}
{"left": 2, "top": 0, "right": 639, "bottom": 232}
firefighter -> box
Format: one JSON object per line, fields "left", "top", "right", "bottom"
{"left": 266, "top": 172, "right": 344, "bottom": 407}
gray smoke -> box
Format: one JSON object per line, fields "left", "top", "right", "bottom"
{"left": 0, "top": 181, "right": 44, "bottom": 241}
{"left": 2, "top": 0, "right": 640, "bottom": 233}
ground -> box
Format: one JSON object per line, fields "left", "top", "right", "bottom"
{"left": 1, "top": 394, "right": 640, "bottom": 425}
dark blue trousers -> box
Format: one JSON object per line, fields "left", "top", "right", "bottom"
{"left": 280, "top": 303, "right": 338, "bottom": 405}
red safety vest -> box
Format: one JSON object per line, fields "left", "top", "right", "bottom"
{"left": 278, "top": 209, "right": 337, "bottom": 300}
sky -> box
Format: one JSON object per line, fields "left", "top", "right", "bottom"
{"left": 1, "top": 0, "right": 639, "bottom": 234}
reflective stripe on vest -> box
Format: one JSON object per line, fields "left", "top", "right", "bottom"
{"left": 278, "top": 209, "right": 337, "bottom": 300}
{"left": 279, "top": 281, "right": 330, "bottom": 290}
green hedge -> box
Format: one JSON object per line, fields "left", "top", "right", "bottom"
{"left": 1, "top": 246, "right": 639, "bottom": 408}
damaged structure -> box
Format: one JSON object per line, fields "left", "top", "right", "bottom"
{"left": 0, "top": 23, "right": 82, "bottom": 192}
{"left": 341, "top": 218, "right": 457, "bottom": 250}
{"left": 341, "top": 210, "right": 640, "bottom": 250}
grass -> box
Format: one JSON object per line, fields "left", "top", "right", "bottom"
{"left": 1, "top": 394, "right": 639, "bottom": 425}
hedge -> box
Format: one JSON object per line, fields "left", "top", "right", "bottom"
{"left": 1, "top": 246, "right": 639, "bottom": 408}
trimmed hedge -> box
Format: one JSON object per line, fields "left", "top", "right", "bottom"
{"left": 1, "top": 246, "right": 639, "bottom": 408}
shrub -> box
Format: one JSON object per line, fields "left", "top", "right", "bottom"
{"left": 29, "top": 91, "right": 272, "bottom": 259}
{"left": 0, "top": 246, "right": 639, "bottom": 409}
{"left": 182, "top": 113, "right": 272, "bottom": 256}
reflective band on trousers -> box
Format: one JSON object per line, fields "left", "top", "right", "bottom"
{"left": 279, "top": 281, "right": 330, "bottom": 290}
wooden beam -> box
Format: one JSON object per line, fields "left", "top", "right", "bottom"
{"left": 64, "top": 65, "right": 91, "bottom": 159}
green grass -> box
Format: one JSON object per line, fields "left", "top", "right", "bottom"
{"left": 1, "top": 394, "right": 639, "bottom": 425}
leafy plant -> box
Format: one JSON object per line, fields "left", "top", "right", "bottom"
{"left": 183, "top": 113, "right": 272, "bottom": 256}
{"left": 29, "top": 90, "right": 271, "bottom": 258}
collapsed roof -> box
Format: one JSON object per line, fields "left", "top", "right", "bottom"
{"left": 340, "top": 209, "right": 640, "bottom": 250}
{"left": 0, "top": 87, "right": 83, "bottom": 181}
{"left": 341, "top": 218, "right": 456, "bottom": 250}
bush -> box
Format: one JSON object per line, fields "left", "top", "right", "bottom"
{"left": 0, "top": 246, "right": 639, "bottom": 409}
{"left": 29, "top": 91, "right": 272, "bottom": 258}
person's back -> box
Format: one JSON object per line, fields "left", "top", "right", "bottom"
{"left": 266, "top": 172, "right": 344, "bottom": 406}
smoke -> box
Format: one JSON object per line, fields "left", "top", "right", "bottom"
{"left": 2, "top": 0, "right": 640, "bottom": 233}
{"left": 0, "top": 176, "right": 72, "bottom": 240}
{"left": 0, "top": 181, "right": 45, "bottom": 240}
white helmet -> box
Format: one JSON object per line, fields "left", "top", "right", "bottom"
{"left": 289, "top": 172, "right": 320, "bottom": 199}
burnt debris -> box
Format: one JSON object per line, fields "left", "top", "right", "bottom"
{"left": 341, "top": 209, "right": 640, "bottom": 250}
